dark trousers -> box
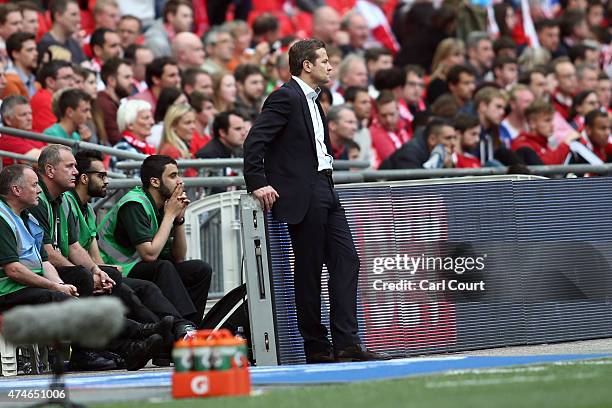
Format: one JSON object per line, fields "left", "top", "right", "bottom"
{"left": 56, "top": 266, "right": 94, "bottom": 297}
{"left": 128, "top": 260, "right": 212, "bottom": 325}
{"left": 287, "top": 173, "right": 360, "bottom": 355}
{"left": 0, "top": 287, "right": 71, "bottom": 313}
{"left": 123, "top": 277, "right": 191, "bottom": 327}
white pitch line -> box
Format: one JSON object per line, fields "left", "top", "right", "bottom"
{"left": 442, "top": 366, "right": 549, "bottom": 376}
{"left": 425, "top": 373, "right": 597, "bottom": 388}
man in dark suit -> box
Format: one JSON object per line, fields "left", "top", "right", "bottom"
{"left": 243, "top": 39, "right": 390, "bottom": 363}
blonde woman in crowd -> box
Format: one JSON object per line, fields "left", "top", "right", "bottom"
{"left": 158, "top": 103, "right": 199, "bottom": 177}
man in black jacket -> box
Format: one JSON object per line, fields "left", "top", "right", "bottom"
{"left": 243, "top": 39, "right": 389, "bottom": 363}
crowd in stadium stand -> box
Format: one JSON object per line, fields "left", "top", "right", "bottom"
{"left": 0, "top": 0, "right": 607, "bottom": 174}
{"left": 0, "top": 0, "right": 609, "bottom": 373}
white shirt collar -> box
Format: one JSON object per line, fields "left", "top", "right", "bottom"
{"left": 292, "top": 76, "right": 320, "bottom": 99}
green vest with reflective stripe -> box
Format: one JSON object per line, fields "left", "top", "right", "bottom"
{"left": 97, "top": 186, "right": 158, "bottom": 276}
{"left": 64, "top": 191, "right": 97, "bottom": 252}
{"left": 38, "top": 191, "right": 70, "bottom": 257}
{"left": 0, "top": 201, "right": 44, "bottom": 296}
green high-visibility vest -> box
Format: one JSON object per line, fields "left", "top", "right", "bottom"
{"left": 64, "top": 191, "right": 97, "bottom": 252}
{"left": 97, "top": 186, "right": 158, "bottom": 276}
{"left": 0, "top": 200, "right": 44, "bottom": 296}
{"left": 38, "top": 191, "right": 70, "bottom": 257}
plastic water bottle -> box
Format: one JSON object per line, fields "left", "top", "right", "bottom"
{"left": 235, "top": 326, "right": 246, "bottom": 341}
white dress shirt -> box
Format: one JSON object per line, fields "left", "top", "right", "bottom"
{"left": 292, "top": 76, "right": 333, "bottom": 171}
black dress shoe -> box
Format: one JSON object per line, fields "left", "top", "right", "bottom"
{"left": 334, "top": 345, "right": 392, "bottom": 362}
{"left": 69, "top": 349, "right": 117, "bottom": 371}
{"left": 139, "top": 316, "right": 175, "bottom": 342}
{"left": 124, "top": 334, "right": 165, "bottom": 371}
{"left": 305, "top": 350, "right": 335, "bottom": 364}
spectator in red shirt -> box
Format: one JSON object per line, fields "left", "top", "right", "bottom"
{"left": 580, "top": 110, "right": 612, "bottom": 162}
{"left": 31, "top": 60, "right": 75, "bottom": 133}
{"left": 0, "top": 95, "right": 45, "bottom": 167}
{"left": 512, "top": 100, "right": 581, "bottom": 165}
{"left": 369, "top": 90, "right": 411, "bottom": 168}
{"left": 596, "top": 73, "right": 611, "bottom": 114}
{"left": 568, "top": 90, "right": 600, "bottom": 131}
{"left": 97, "top": 58, "right": 134, "bottom": 145}
{"left": 551, "top": 57, "right": 577, "bottom": 120}
{"left": 453, "top": 114, "right": 481, "bottom": 168}
{"left": 187, "top": 91, "right": 214, "bottom": 154}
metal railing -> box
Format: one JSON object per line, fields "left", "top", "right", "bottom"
{"left": 115, "top": 158, "right": 371, "bottom": 171}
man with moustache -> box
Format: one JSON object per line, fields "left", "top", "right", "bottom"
{"left": 243, "top": 39, "right": 390, "bottom": 363}
{"left": 66, "top": 150, "right": 197, "bottom": 342}
{"left": 98, "top": 155, "right": 212, "bottom": 327}
{"left": 97, "top": 58, "right": 134, "bottom": 145}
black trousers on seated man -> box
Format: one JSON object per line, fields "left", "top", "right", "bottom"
{"left": 0, "top": 287, "right": 71, "bottom": 312}
{"left": 286, "top": 172, "right": 361, "bottom": 356}
{"left": 128, "top": 259, "right": 212, "bottom": 325}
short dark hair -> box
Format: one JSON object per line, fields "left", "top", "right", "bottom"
{"left": 37, "top": 60, "right": 73, "bottom": 89}
{"left": 568, "top": 43, "right": 596, "bottom": 63}
{"left": 375, "top": 90, "right": 396, "bottom": 108}
{"left": 519, "top": 66, "right": 547, "bottom": 86}
{"left": 146, "top": 56, "right": 178, "bottom": 89}
{"left": 18, "top": 1, "right": 40, "bottom": 13}
{"left": 493, "top": 36, "right": 516, "bottom": 55}
{"left": 188, "top": 91, "right": 213, "bottom": 112}
{"left": 585, "top": 109, "right": 608, "bottom": 127}
{"left": 74, "top": 65, "right": 96, "bottom": 81}
{"left": 569, "top": 89, "right": 597, "bottom": 121}
{"left": 343, "top": 86, "right": 369, "bottom": 103}
{"left": 373, "top": 67, "right": 406, "bottom": 91}
{"left": 0, "top": 164, "right": 31, "bottom": 197}
{"left": 534, "top": 18, "right": 560, "bottom": 33}
{"left": 155, "top": 87, "right": 183, "bottom": 122}
{"left": 101, "top": 57, "right": 131, "bottom": 86}
{"left": 252, "top": 13, "right": 279, "bottom": 37}
{"left": 212, "top": 110, "right": 242, "bottom": 139}
{"left": 124, "top": 44, "right": 148, "bottom": 61}
{"left": 140, "top": 155, "right": 177, "bottom": 189}
{"left": 425, "top": 117, "right": 453, "bottom": 139}
{"left": 50, "top": 0, "right": 78, "bottom": 23}
{"left": 0, "top": 4, "right": 20, "bottom": 25}
{"left": 288, "top": 39, "right": 326, "bottom": 76}
{"left": 119, "top": 14, "right": 142, "bottom": 31}
{"left": 525, "top": 99, "right": 555, "bottom": 120}
{"left": 181, "top": 68, "right": 209, "bottom": 90}
{"left": 493, "top": 55, "right": 517, "bottom": 71}
{"left": 5, "top": 32, "right": 36, "bottom": 62}
{"left": 447, "top": 64, "right": 476, "bottom": 85}
{"left": 404, "top": 64, "right": 425, "bottom": 78}
{"left": 364, "top": 47, "right": 392, "bottom": 63}
{"left": 453, "top": 113, "right": 480, "bottom": 132}
{"left": 163, "top": 0, "right": 192, "bottom": 23}
{"left": 57, "top": 88, "right": 92, "bottom": 119}
{"left": 74, "top": 150, "right": 104, "bottom": 176}
{"left": 233, "top": 63, "right": 263, "bottom": 84}
{"left": 90, "top": 28, "right": 113, "bottom": 54}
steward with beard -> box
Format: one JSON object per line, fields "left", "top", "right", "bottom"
{"left": 98, "top": 155, "right": 212, "bottom": 326}
{"left": 96, "top": 58, "right": 135, "bottom": 145}
{"left": 66, "top": 150, "right": 197, "bottom": 342}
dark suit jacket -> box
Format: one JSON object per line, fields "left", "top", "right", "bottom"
{"left": 243, "top": 78, "right": 332, "bottom": 224}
